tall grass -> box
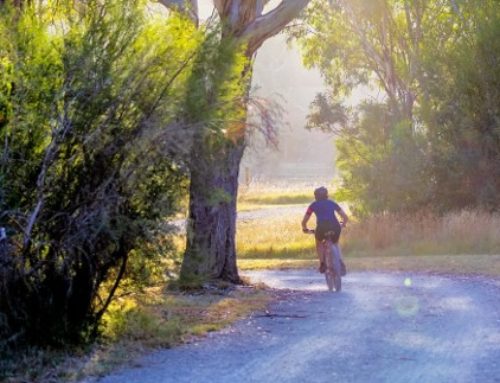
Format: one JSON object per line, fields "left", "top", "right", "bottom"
{"left": 236, "top": 207, "right": 500, "bottom": 274}
{"left": 343, "top": 210, "right": 500, "bottom": 256}
{"left": 237, "top": 214, "right": 315, "bottom": 259}
{"left": 237, "top": 208, "right": 500, "bottom": 260}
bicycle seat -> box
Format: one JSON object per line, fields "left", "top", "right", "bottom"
{"left": 321, "top": 231, "right": 337, "bottom": 242}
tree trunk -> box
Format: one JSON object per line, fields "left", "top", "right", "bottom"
{"left": 181, "top": 139, "right": 245, "bottom": 282}
{"left": 162, "top": 0, "right": 311, "bottom": 283}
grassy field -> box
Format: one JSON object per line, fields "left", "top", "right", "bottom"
{"left": 236, "top": 185, "right": 500, "bottom": 276}
{"left": 238, "top": 182, "right": 314, "bottom": 210}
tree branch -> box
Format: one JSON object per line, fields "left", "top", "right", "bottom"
{"left": 241, "top": 0, "right": 310, "bottom": 53}
{"left": 157, "top": 0, "right": 199, "bottom": 25}
{"left": 213, "top": 0, "right": 225, "bottom": 15}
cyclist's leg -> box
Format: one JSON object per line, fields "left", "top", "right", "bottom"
{"left": 315, "top": 226, "right": 327, "bottom": 273}
{"left": 315, "top": 238, "right": 324, "bottom": 263}
{"left": 315, "top": 239, "right": 327, "bottom": 273}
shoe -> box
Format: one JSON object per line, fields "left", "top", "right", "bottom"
{"left": 319, "top": 262, "right": 326, "bottom": 273}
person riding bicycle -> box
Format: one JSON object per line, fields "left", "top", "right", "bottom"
{"left": 301, "top": 186, "right": 348, "bottom": 274}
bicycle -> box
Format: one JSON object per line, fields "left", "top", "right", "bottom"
{"left": 305, "top": 229, "right": 342, "bottom": 292}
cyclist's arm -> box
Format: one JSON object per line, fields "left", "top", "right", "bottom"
{"left": 338, "top": 208, "right": 349, "bottom": 227}
{"left": 301, "top": 209, "right": 313, "bottom": 232}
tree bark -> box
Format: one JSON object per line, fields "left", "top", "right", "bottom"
{"left": 181, "top": 139, "right": 245, "bottom": 282}
{"left": 161, "top": 0, "right": 311, "bottom": 282}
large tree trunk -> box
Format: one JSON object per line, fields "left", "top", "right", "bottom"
{"left": 162, "top": 0, "right": 311, "bottom": 283}
{"left": 181, "top": 139, "right": 245, "bottom": 282}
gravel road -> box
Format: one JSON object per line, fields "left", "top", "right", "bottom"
{"left": 88, "top": 270, "right": 500, "bottom": 383}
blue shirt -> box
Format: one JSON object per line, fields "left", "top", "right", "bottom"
{"left": 306, "top": 199, "right": 341, "bottom": 225}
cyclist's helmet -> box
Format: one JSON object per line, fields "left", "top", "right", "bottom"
{"left": 314, "top": 186, "right": 328, "bottom": 201}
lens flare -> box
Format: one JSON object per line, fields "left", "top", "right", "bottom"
{"left": 394, "top": 295, "right": 419, "bottom": 317}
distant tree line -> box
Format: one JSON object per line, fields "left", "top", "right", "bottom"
{"left": 295, "top": 0, "right": 500, "bottom": 215}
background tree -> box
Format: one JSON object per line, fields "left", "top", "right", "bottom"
{"left": 421, "top": 2, "right": 500, "bottom": 210}
{"left": 161, "top": 0, "right": 311, "bottom": 283}
{"left": 294, "top": 0, "right": 500, "bottom": 215}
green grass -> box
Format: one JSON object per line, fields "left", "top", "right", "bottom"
{"left": 345, "top": 254, "right": 500, "bottom": 276}
{"left": 239, "top": 192, "right": 310, "bottom": 206}
{"left": 238, "top": 182, "right": 315, "bottom": 207}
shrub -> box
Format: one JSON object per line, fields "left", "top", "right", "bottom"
{"left": 0, "top": 1, "right": 198, "bottom": 347}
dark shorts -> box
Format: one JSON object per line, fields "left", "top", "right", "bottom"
{"left": 315, "top": 221, "right": 341, "bottom": 243}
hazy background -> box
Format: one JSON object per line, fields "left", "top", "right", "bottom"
{"left": 191, "top": 0, "right": 336, "bottom": 182}
{"left": 243, "top": 35, "right": 336, "bottom": 182}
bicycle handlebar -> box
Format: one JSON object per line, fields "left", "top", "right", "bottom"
{"left": 303, "top": 222, "right": 347, "bottom": 235}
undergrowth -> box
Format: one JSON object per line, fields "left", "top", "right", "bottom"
{"left": 1, "top": 285, "right": 270, "bottom": 382}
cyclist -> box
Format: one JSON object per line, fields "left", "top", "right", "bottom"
{"left": 301, "top": 186, "right": 348, "bottom": 274}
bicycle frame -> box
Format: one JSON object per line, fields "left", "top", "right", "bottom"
{"left": 305, "top": 229, "right": 342, "bottom": 292}
{"left": 320, "top": 235, "right": 342, "bottom": 292}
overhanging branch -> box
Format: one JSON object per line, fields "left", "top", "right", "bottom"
{"left": 241, "top": 0, "right": 310, "bottom": 53}
{"left": 157, "top": 0, "right": 199, "bottom": 25}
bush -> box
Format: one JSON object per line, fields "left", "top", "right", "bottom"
{"left": 0, "top": 1, "right": 198, "bottom": 347}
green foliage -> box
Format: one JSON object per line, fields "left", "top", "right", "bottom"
{"left": 422, "top": 7, "right": 500, "bottom": 210}
{"left": 180, "top": 21, "right": 250, "bottom": 156}
{"left": 0, "top": 0, "right": 200, "bottom": 347}
{"left": 295, "top": 0, "right": 500, "bottom": 215}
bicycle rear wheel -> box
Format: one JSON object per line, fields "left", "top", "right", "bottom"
{"left": 325, "top": 271, "right": 335, "bottom": 291}
{"left": 334, "top": 268, "right": 341, "bottom": 292}
{"left": 331, "top": 244, "right": 342, "bottom": 292}
{"left": 324, "top": 246, "right": 335, "bottom": 291}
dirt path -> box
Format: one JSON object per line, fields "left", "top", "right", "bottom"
{"left": 87, "top": 270, "right": 500, "bottom": 383}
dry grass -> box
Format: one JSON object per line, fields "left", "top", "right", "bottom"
{"left": 236, "top": 206, "right": 500, "bottom": 276}
{"left": 6, "top": 187, "right": 499, "bottom": 381}
{"left": 237, "top": 214, "right": 315, "bottom": 260}
{"left": 343, "top": 210, "right": 500, "bottom": 256}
